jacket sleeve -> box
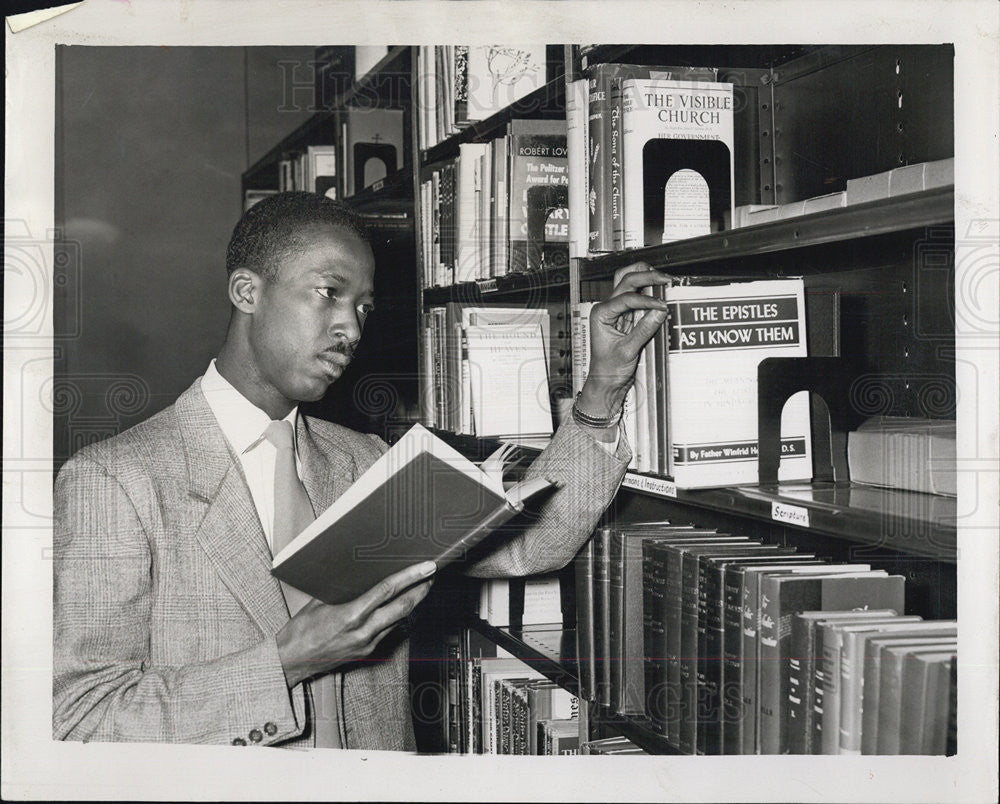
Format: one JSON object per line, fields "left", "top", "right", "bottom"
{"left": 462, "top": 416, "right": 631, "bottom": 578}
{"left": 52, "top": 454, "right": 305, "bottom": 746}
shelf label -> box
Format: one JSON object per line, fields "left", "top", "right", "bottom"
{"left": 771, "top": 501, "right": 810, "bottom": 528}
{"left": 476, "top": 278, "right": 499, "bottom": 294}
{"left": 371, "top": 178, "right": 385, "bottom": 192}
{"left": 622, "top": 473, "right": 678, "bottom": 498}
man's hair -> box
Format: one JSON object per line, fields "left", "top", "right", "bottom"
{"left": 225, "top": 191, "right": 370, "bottom": 280}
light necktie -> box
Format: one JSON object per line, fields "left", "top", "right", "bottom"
{"left": 263, "top": 419, "right": 342, "bottom": 748}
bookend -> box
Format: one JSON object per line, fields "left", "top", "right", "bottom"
{"left": 353, "top": 141, "right": 397, "bottom": 193}
{"left": 756, "top": 356, "right": 864, "bottom": 486}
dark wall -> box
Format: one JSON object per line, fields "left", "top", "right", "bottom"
{"left": 54, "top": 46, "right": 316, "bottom": 464}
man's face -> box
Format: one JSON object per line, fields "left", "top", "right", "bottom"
{"left": 247, "top": 223, "right": 376, "bottom": 406}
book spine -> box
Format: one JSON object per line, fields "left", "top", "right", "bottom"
{"left": 739, "top": 571, "right": 761, "bottom": 754}
{"left": 664, "top": 544, "right": 685, "bottom": 748}
{"left": 876, "top": 652, "right": 905, "bottom": 754}
{"left": 622, "top": 536, "right": 646, "bottom": 715}
{"left": 721, "top": 567, "right": 744, "bottom": 754}
{"left": 609, "top": 75, "right": 625, "bottom": 248}
{"left": 838, "top": 631, "right": 866, "bottom": 754}
{"left": 701, "top": 564, "right": 727, "bottom": 754}
{"left": 587, "top": 67, "right": 613, "bottom": 253}
{"left": 643, "top": 542, "right": 668, "bottom": 732}
{"left": 608, "top": 531, "right": 625, "bottom": 712}
{"left": 786, "top": 615, "right": 811, "bottom": 754}
{"left": 593, "top": 527, "right": 612, "bottom": 707}
{"left": 860, "top": 644, "right": 883, "bottom": 755}
{"left": 678, "top": 552, "right": 700, "bottom": 753}
{"left": 653, "top": 283, "right": 671, "bottom": 474}
{"left": 819, "top": 632, "right": 844, "bottom": 754}
{"left": 575, "top": 539, "right": 596, "bottom": 702}
{"left": 433, "top": 500, "right": 526, "bottom": 568}
{"left": 566, "top": 78, "right": 589, "bottom": 259}
{"left": 756, "top": 578, "right": 782, "bottom": 754}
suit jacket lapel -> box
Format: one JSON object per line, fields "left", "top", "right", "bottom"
{"left": 297, "top": 415, "right": 357, "bottom": 515}
{"left": 175, "top": 380, "right": 290, "bottom": 635}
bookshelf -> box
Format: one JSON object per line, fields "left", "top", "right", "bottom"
{"left": 247, "top": 43, "right": 957, "bottom": 756}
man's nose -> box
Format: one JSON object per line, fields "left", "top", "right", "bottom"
{"left": 330, "top": 309, "right": 363, "bottom": 346}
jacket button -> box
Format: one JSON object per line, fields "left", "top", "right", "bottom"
{"left": 249, "top": 728, "right": 263, "bottom": 743}
{"left": 232, "top": 737, "right": 247, "bottom": 746}
{"left": 264, "top": 722, "right": 278, "bottom": 736}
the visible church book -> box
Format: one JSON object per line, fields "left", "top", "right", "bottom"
{"left": 818, "top": 617, "right": 923, "bottom": 754}
{"left": 877, "top": 642, "right": 958, "bottom": 755}
{"left": 620, "top": 77, "right": 735, "bottom": 248}
{"left": 847, "top": 415, "right": 956, "bottom": 496}
{"left": 859, "top": 626, "right": 958, "bottom": 755}
{"left": 758, "top": 571, "right": 905, "bottom": 754}
{"left": 664, "top": 278, "right": 811, "bottom": 487}
{"left": 786, "top": 609, "right": 902, "bottom": 755}
{"left": 507, "top": 119, "right": 569, "bottom": 273}
{"left": 272, "top": 424, "right": 554, "bottom": 604}
{"left": 585, "top": 63, "right": 717, "bottom": 252}
{"left": 575, "top": 538, "right": 597, "bottom": 702}
{"left": 899, "top": 652, "right": 956, "bottom": 755}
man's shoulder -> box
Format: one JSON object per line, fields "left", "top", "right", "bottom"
{"left": 60, "top": 401, "right": 183, "bottom": 480}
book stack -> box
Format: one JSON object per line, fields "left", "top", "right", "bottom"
{"left": 567, "top": 64, "right": 734, "bottom": 256}
{"left": 420, "top": 304, "right": 554, "bottom": 438}
{"left": 573, "top": 277, "right": 812, "bottom": 486}
{"left": 278, "top": 145, "right": 339, "bottom": 198}
{"left": 848, "top": 416, "right": 957, "bottom": 496}
{"left": 573, "top": 524, "right": 956, "bottom": 755}
{"left": 419, "top": 119, "right": 569, "bottom": 289}
{"left": 417, "top": 46, "right": 550, "bottom": 150}
{"left": 446, "top": 647, "right": 580, "bottom": 754}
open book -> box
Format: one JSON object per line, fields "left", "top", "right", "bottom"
{"left": 271, "top": 423, "right": 554, "bottom": 605}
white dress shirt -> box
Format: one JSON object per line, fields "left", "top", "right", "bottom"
{"left": 201, "top": 360, "right": 300, "bottom": 554}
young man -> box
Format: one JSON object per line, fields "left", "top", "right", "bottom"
{"left": 53, "top": 192, "right": 671, "bottom": 750}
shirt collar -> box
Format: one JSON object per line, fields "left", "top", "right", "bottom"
{"left": 201, "top": 359, "right": 299, "bottom": 455}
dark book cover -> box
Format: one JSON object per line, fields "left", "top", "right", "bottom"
{"left": 683, "top": 543, "right": 771, "bottom": 754}
{"left": 574, "top": 539, "right": 597, "bottom": 702}
{"left": 946, "top": 654, "right": 957, "bottom": 756}
{"left": 592, "top": 526, "right": 613, "bottom": 707}
{"left": 758, "top": 572, "right": 905, "bottom": 755}
{"left": 662, "top": 536, "right": 745, "bottom": 749}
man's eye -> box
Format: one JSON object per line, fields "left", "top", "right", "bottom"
{"left": 358, "top": 303, "right": 375, "bottom": 317}
{"left": 318, "top": 287, "right": 339, "bottom": 299}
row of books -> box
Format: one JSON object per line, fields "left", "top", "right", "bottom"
{"left": 443, "top": 636, "right": 581, "bottom": 755}
{"left": 420, "top": 304, "right": 554, "bottom": 438}
{"left": 418, "top": 119, "right": 569, "bottom": 289}
{"left": 573, "top": 277, "right": 813, "bottom": 488}
{"left": 478, "top": 574, "right": 567, "bottom": 629}
{"left": 270, "top": 108, "right": 403, "bottom": 201}
{"left": 573, "top": 524, "right": 957, "bottom": 754}
{"left": 416, "top": 46, "right": 550, "bottom": 151}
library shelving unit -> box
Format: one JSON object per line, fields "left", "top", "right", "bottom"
{"left": 248, "top": 43, "right": 956, "bottom": 756}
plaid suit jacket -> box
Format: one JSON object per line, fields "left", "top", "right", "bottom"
{"left": 53, "top": 377, "right": 630, "bottom": 749}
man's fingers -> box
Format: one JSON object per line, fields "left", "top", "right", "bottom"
{"left": 363, "top": 579, "right": 433, "bottom": 637}
{"left": 621, "top": 308, "right": 668, "bottom": 352}
{"left": 610, "top": 266, "right": 670, "bottom": 297}
{"left": 352, "top": 561, "right": 436, "bottom": 619}
{"left": 594, "top": 292, "right": 671, "bottom": 326}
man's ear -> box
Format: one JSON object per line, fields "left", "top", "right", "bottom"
{"left": 228, "top": 269, "right": 261, "bottom": 313}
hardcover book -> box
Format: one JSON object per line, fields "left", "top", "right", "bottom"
{"left": 272, "top": 424, "right": 553, "bottom": 604}
{"left": 620, "top": 78, "right": 735, "bottom": 248}
{"left": 664, "top": 278, "right": 811, "bottom": 488}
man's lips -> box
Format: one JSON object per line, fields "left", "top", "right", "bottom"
{"left": 318, "top": 350, "right": 351, "bottom": 370}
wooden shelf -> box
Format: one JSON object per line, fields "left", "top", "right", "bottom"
{"left": 421, "top": 264, "right": 571, "bottom": 305}
{"left": 579, "top": 187, "right": 955, "bottom": 282}
{"left": 620, "top": 474, "right": 956, "bottom": 563}
{"left": 468, "top": 618, "right": 680, "bottom": 755}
